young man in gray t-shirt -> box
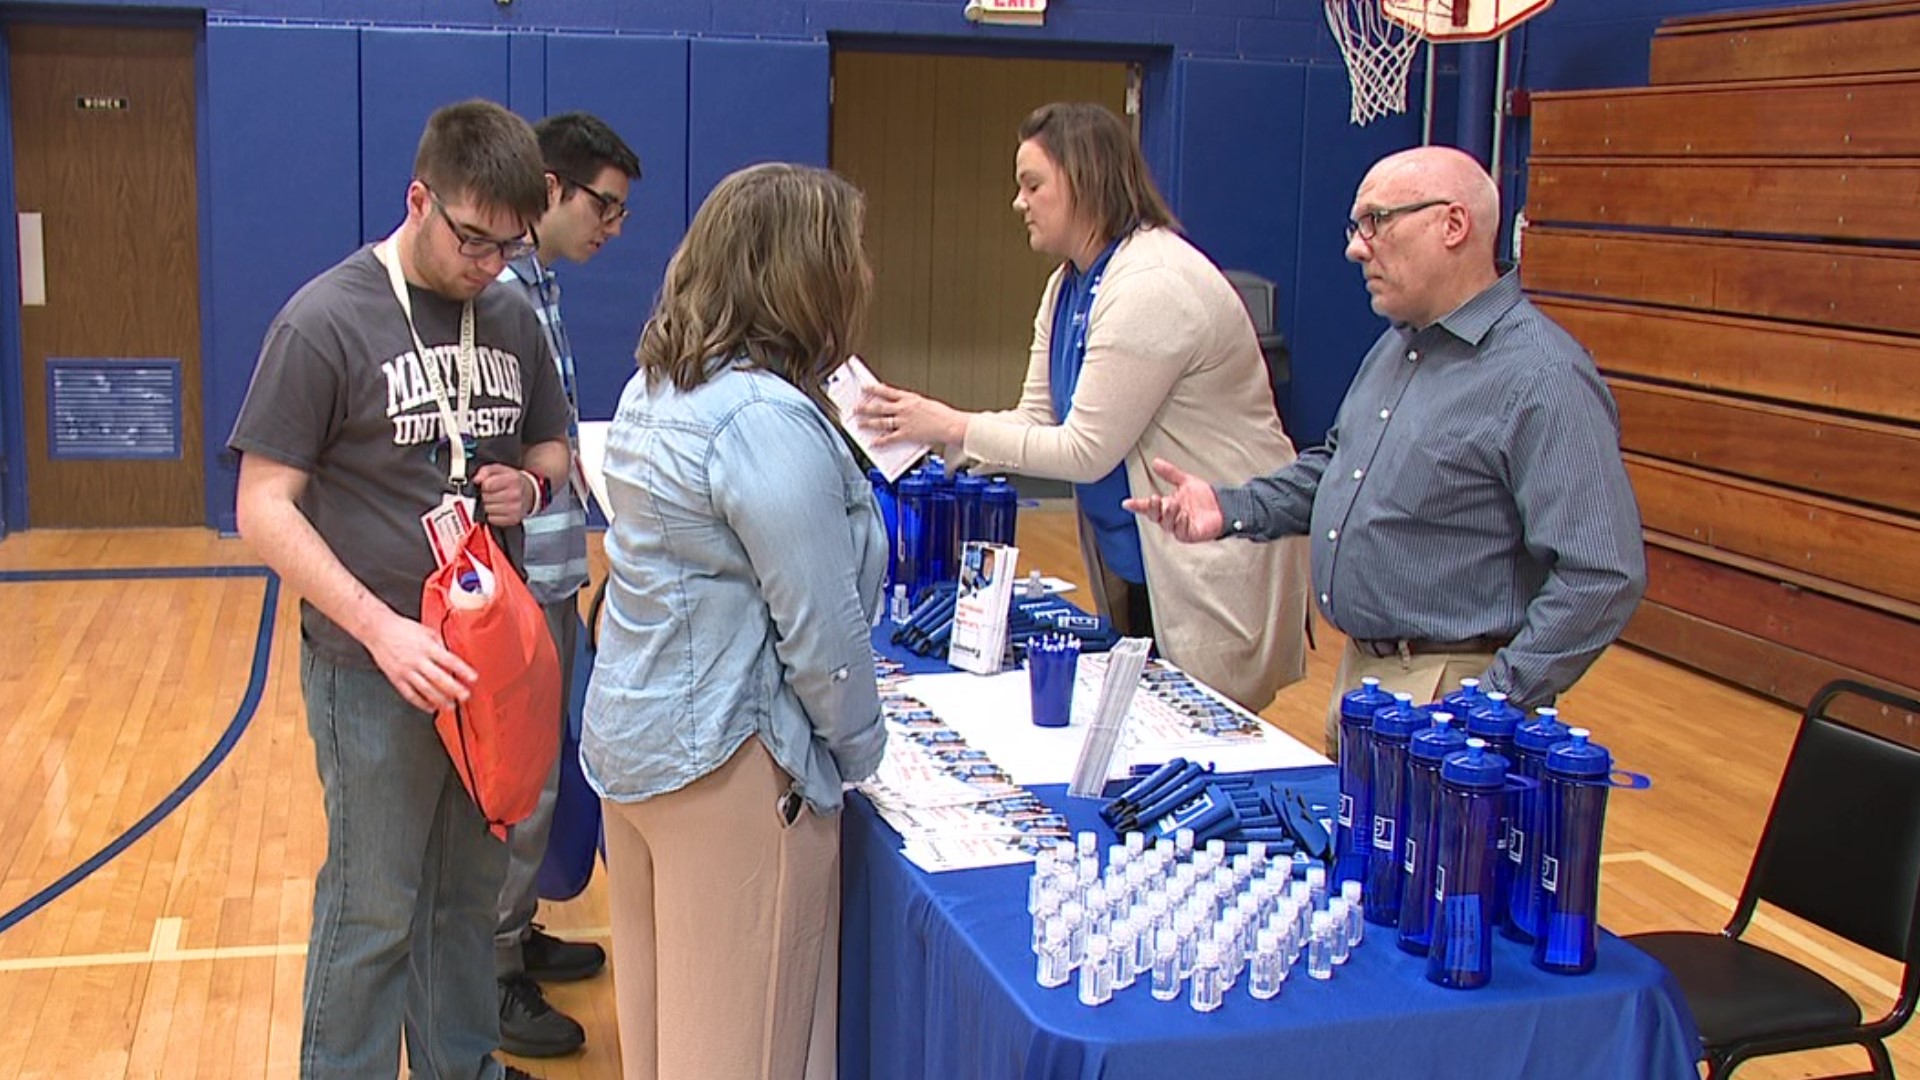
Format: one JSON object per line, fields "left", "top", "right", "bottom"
{"left": 229, "top": 101, "right": 568, "bottom": 1080}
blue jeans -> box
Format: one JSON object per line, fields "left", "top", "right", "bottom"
{"left": 300, "top": 641, "right": 508, "bottom": 1079}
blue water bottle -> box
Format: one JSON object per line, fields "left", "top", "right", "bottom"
{"left": 1533, "top": 728, "right": 1650, "bottom": 975}
{"left": 1467, "top": 691, "right": 1525, "bottom": 927}
{"left": 1398, "top": 712, "right": 1467, "bottom": 955}
{"left": 1440, "top": 676, "right": 1491, "bottom": 721}
{"left": 895, "top": 473, "right": 932, "bottom": 598}
{"left": 1427, "top": 739, "right": 1510, "bottom": 989}
{"left": 982, "top": 476, "right": 1018, "bottom": 546}
{"left": 868, "top": 467, "right": 898, "bottom": 588}
{"left": 1335, "top": 677, "right": 1393, "bottom": 886}
{"left": 928, "top": 482, "right": 956, "bottom": 584}
{"left": 1366, "top": 693, "right": 1422, "bottom": 927}
{"left": 954, "top": 472, "right": 987, "bottom": 546}
{"left": 1504, "top": 706, "right": 1570, "bottom": 943}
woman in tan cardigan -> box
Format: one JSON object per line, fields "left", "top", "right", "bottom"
{"left": 857, "top": 101, "right": 1309, "bottom": 711}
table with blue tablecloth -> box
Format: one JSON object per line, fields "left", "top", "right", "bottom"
{"left": 839, "top": 624, "right": 1700, "bottom": 1080}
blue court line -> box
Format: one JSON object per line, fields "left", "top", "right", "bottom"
{"left": 0, "top": 565, "right": 279, "bottom": 937}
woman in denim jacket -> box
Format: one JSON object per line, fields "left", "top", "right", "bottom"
{"left": 582, "top": 163, "right": 886, "bottom": 1080}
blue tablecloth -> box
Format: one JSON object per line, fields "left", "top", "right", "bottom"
{"left": 842, "top": 626, "right": 1701, "bottom": 1080}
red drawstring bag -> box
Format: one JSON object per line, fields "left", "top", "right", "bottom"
{"left": 420, "top": 524, "right": 562, "bottom": 840}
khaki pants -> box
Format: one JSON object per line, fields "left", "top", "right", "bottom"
{"left": 603, "top": 736, "right": 840, "bottom": 1080}
{"left": 1322, "top": 638, "right": 1499, "bottom": 759}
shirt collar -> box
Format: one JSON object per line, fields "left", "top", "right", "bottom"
{"left": 1428, "top": 268, "right": 1522, "bottom": 347}
{"left": 502, "top": 253, "right": 549, "bottom": 289}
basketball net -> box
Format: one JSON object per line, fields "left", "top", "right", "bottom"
{"left": 1325, "top": 0, "right": 1424, "bottom": 126}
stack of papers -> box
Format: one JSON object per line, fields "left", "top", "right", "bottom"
{"left": 857, "top": 655, "right": 1329, "bottom": 873}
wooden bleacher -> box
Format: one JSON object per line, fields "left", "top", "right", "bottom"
{"left": 1524, "top": 0, "right": 1920, "bottom": 741}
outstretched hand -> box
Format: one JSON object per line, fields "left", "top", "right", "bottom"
{"left": 1123, "top": 458, "right": 1226, "bottom": 543}
{"left": 853, "top": 382, "right": 968, "bottom": 448}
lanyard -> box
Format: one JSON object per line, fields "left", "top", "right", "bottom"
{"left": 376, "top": 236, "right": 477, "bottom": 488}
{"left": 1048, "top": 235, "right": 1123, "bottom": 424}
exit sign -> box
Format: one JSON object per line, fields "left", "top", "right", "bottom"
{"left": 965, "top": 0, "right": 1046, "bottom": 25}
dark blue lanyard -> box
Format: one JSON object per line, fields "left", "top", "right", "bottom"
{"left": 1048, "top": 236, "right": 1123, "bottom": 424}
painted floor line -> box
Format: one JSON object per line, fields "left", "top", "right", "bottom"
{"left": 0, "top": 921, "right": 612, "bottom": 973}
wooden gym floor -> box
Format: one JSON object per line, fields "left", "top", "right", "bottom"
{"left": 0, "top": 515, "right": 1911, "bottom": 1079}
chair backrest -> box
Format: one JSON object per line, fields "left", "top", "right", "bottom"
{"left": 1222, "top": 269, "right": 1276, "bottom": 337}
{"left": 1739, "top": 680, "right": 1920, "bottom": 969}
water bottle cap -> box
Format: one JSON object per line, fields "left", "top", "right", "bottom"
{"left": 1409, "top": 715, "right": 1471, "bottom": 762}
{"left": 1371, "top": 695, "right": 1421, "bottom": 739}
{"left": 458, "top": 570, "right": 481, "bottom": 591}
{"left": 898, "top": 474, "right": 931, "bottom": 495}
{"left": 1515, "top": 712, "right": 1573, "bottom": 752}
{"left": 1467, "top": 695, "right": 1524, "bottom": 738}
{"left": 1547, "top": 727, "right": 1613, "bottom": 777}
{"left": 954, "top": 473, "right": 986, "bottom": 494}
{"left": 1340, "top": 677, "right": 1395, "bottom": 723}
{"left": 1442, "top": 741, "right": 1511, "bottom": 788}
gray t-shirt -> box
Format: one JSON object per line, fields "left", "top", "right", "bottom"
{"left": 229, "top": 244, "right": 570, "bottom": 667}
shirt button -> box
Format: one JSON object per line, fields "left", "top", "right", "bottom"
{"left": 1407, "top": 349, "right": 1420, "bottom": 362}
{"left": 1352, "top": 468, "right": 1364, "bottom": 480}
{"left": 1327, "top": 529, "right": 1338, "bottom": 541}
{"left": 1232, "top": 519, "right": 1244, "bottom": 532}
{"left": 1379, "top": 408, "right": 1391, "bottom": 420}
{"left": 1320, "top": 592, "right": 1330, "bottom": 605}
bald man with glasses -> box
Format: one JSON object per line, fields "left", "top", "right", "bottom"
{"left": 1129, "top": 146, "right": 1646, "bottom": 757}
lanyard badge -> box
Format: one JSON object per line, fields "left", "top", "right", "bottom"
{"left": 377, "top": 236, "right": 481, "bottom": 565}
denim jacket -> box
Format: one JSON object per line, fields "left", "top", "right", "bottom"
{"left": 582, "top": 360, "right": 887, "bottom": 814}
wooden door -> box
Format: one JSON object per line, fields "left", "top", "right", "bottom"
{"left": 831, "top": 52, "right": 1133, "bottom": 412}
{"left": 9, "top": 24, "right": 203, "bottom": 527}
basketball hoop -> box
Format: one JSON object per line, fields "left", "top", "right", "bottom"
{"left": 1381, "top": 0, "right": 1554, "bottom": 42}
{"left": 1326, "top": 0, "right": 1555, "bottom": 127}
{"left": 1325, "top": 0, "right": 1423, "bottom": 127}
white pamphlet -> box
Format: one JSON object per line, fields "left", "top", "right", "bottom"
{"left": 824, "top": 355, "right": 929, "bottom": 482}
{"left": 947, "top": 542, "right": 1019, "bottom": 675}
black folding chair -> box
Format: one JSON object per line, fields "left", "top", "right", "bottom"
{"left": 1630, "top": 679, "right": 1920, "bottom": 1078}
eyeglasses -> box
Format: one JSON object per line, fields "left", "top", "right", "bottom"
{"left": 428, "top": 189, "right": 537, "bottom": 261}
{"left": 1345, "top": 199, "right": 1450, "bottom": 243}
{"left": 557, "top": 174, "right": 630, "bottom": 224}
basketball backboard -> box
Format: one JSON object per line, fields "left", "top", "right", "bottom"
{"left": 1381, "top": 0, "right": 1554, "bottom": 41}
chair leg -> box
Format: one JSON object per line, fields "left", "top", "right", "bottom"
{"left": 1863, "top": 1038, "right": 1893, "bottom": 1078}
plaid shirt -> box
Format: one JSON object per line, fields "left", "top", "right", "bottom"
{"left": 498, "top": 256, "right": 590, "bottom": 603}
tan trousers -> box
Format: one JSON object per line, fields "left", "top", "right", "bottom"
{"left": 1322, "top": 638, "right": 1498, "bottom": 759}
{"left": 603, "top": 736, "right": 840, "bottom": 1080}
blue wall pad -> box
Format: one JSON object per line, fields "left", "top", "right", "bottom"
{"left": 507, "top": 30, "right": 545, "bottom": 121}
{"left": 205, "top": 23, "right": 360, "bottom": 532}
{"left": 0, "top": 565, "right": 278, "bottom": 937}
{"left": 1175, "top": 58, "right": 1307, "bottom": 365}
{"left": 544, "top": 33, "right": 690, "bottom": 422}
{"left": 359, "top": 28, "right": 511, "bottom": 244}
{"left": 1284, "top": 65, "right": 1426, "bottom": 447}
{"left": 687, "top": 38, "right": 830, "bottom": 214}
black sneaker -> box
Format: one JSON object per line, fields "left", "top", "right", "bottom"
{"left": 498, "top": 974, "right": 586, "bottom": 1058}
{"left": 521, "top": 924, "right": 606, "bottom": 983}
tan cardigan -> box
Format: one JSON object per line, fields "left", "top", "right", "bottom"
{"left": 961, "top": 227, "right": 1309, "bottom": 710}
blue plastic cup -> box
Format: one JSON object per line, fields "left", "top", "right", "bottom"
{"left": 1027, "top": 640, "right": 1079, "bottom": 728}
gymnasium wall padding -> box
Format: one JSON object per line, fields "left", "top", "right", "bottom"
{"left": 204, "top": 23, "right": 360, "bottom": 533}
{"left": 544, "top": 33, "right": 691, "bottom": 421}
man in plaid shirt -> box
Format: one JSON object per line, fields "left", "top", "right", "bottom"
{"left": 492, "top": 111, "right": 641, "bottom": 1060}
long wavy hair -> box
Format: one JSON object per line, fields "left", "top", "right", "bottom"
{"left": 637, "top": 163, "right": 871, "bottom": 410}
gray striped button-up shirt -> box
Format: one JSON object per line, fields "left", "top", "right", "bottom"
{"left": 1215, "top": 271, "right": 1645, "bottom": 707}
